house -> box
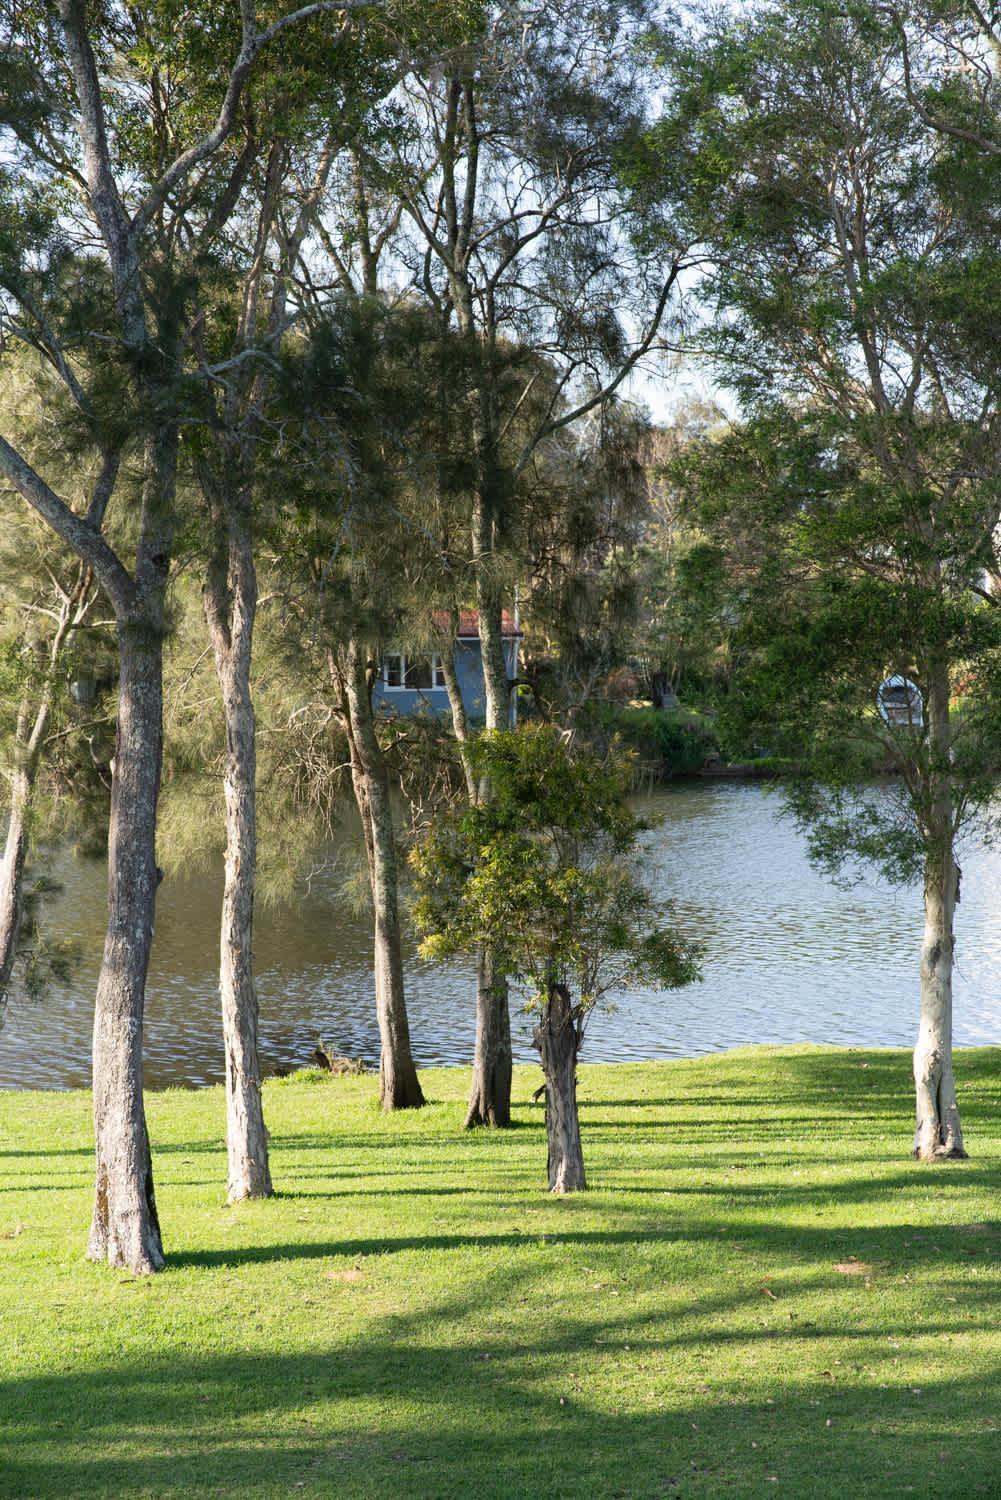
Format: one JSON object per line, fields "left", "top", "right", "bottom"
{"left": 372, "top": 609, "right": 522, "bottom": 722}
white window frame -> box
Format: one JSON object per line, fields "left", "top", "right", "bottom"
{"left": 382, "top": 652, "right": 447, "bottom": 691}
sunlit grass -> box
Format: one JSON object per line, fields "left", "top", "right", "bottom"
{"left": 2, "top": 1047, "right": 1001, "bottom": 1497}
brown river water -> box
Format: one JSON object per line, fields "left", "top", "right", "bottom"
{"left": 2, "top": 781, "right": 1000, "bottom": 1090}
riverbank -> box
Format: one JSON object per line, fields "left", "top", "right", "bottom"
{"left": 3, "top": 1047, "right": 1000, "bottom": 1498}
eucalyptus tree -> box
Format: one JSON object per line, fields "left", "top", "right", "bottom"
{"left": 309, "top": 155, "right": 426, "bottom": 1111}
{"left": 363, "top": 1, "right": 688, "bottom": 1124}
{"left": 669, "top": 0, "right": 1001, "bottom": 1158}
{"left": 187, "top": 107, "right": 375, "bottom": 1194}
{"left": 190, "top": 6, "right": 490, "bottom": 1129}
{"left": 0, "top": 0, "right": 370, "bottom": 1272}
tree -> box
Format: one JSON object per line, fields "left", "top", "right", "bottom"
{"left": 363, "top": 4, "right": 688, "bottom": 1125}
{"left": 0, "top": 509, "right": 97, "bottom": 1012}
{"left": 189, "top": 123, "right": 345, "bottom": 1196}
{"left": 627, "top": 409, "right": 730, "bottom": 706}
{"left": 0, "top": 360, "right": 111, "bottom": 1012}
{"left": 0, "top": 0, "right": 369, "bottom": 1271}
{"left": 668, "top": 0, "right": 1001, "bottom": 1157}
{"left": 267, "top": 293, "right": 448, "bottom": 1110}
{"left": 411, "top": 725, "right": 700, "bottom": 1190}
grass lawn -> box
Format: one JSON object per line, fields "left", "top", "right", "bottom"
{"left": 2, "top": 1046, "right": 1001, "bottom": 1498}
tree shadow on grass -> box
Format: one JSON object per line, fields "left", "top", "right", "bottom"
{"left": 162, "top": 1208, "right": 1001, "bottom": 1274}
{"left": 3, "top": 1295, "right": 1000, "bottom": 1499}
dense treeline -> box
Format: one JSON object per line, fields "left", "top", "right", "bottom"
{"left": 3, "top": 0, "right": 1001, "bottom": 1271}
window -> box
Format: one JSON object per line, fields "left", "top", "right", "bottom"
{"left": 406, "top": 655, "right": 433, "bottom": 689}
{"left": 383, "top": 653, "right": 447, "bottom": 691}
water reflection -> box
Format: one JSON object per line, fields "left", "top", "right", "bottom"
{"left": 2, "top": 780, "right": 1000, "bottom": 1090}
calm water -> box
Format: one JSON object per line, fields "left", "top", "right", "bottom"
{"left": 2, "top": 780, "right": 1001, "bottom": 1090}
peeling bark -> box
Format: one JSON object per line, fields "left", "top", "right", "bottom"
{"left": 913, "top": 850, "right": 965, "bottom": 1159}
{"left": 533, "top": 984, "right": 586, "bottom": 1192}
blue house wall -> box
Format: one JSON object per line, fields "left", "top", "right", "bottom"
{"left": 371, "top": 636, "right": 518, "bottom": 721}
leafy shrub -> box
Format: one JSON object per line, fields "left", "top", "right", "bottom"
{"left": 593, "top": 704, "right": 719, "bottom": 777}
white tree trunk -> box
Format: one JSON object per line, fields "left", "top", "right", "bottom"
{"left": 913, "top": 847, "right": 965, "bottom": 1158}
{"left": 912, "top": 660, "right": 965, "bottom": 1160}
{"left": 204, "top": 514, "right": 273, "bottom": 1200}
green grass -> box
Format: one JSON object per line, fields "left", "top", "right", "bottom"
{"left": 3, "top": 1047, "right": 1001, "bottom": 1498}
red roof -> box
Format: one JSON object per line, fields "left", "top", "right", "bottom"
{"left": 434, "top": 609, "right": 522, "bottom": 639}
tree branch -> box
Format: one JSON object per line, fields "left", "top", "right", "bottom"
{"left": 513, "top": 258, "right": 685, "bottom": 475}
{"left": 0, "top": 436, "right": 135, "bottom": 616}
{"left": 133, "top": 0, "right": 371, "bottom": 237}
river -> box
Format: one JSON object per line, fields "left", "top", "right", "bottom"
{"left": 2, "top": 780, "right": 1000, "bottom": 1090}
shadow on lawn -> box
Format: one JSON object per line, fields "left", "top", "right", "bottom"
{"left": 6, "top": 1052, "right": 1001, "bottom": 1495}
{"left": 576, "top": 1047, "right": 1001, "bottom": 1109}
{"left": 3, "top": 1281, "right": 1000, "bottom": 1499}
{"left": 163, "top": 1204, "right": 1001, "bottom": 1274}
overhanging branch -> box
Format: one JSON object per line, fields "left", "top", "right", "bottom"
{"left": 0, "top": 436, "right": 135, "bottom": 617}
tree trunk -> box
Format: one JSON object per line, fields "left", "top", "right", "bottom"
{"left": 533, "top": 984, "right": 586, "bottom": 1193}
{"left": 340, "top": 640, "right": 424, "bottom": 1110}
{"left": 463, "top": 497, "right": 514, "bottom": 1126}
{"left": 472, "top": 493, "right": 514, "bottom": 734}
{"left": 465, "top": 946, "right": 512, "bottom": 1128}
{"left": 913, "top": 848, "right": 964, "bottom": 1158}
{"left": 86, "top": 616, "right": 165, "bottom": 1273}
{"left": 203, "top": 510, "right": 273, "bottom": 1200}
{"left": 913, "top": 660, "right": 965, "bottom": 1160}
{"left": 0, "top": 583, "right": 89, "bottom": 1008}
{"left": 439, "top": 630, "right": 477, "bottom": 802}
{"left": 0, "top": 764, "right": 31, "bottom": 1008}
{"left": 440, "top": 634, "right": 513, "bottom": 1125}
{"left": 451, "top": 246, "right": 515, "bottom": 1126}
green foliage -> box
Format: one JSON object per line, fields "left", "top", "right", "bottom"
{"left": 653, "top": 2, "right": 1001, "bottom": 893}
{"left": 411, "top": 724, "right": 700, "bottom": 1017}
{"left": 592, "top": 704, "right": 719, "bottom": 777}
{"left": 679, "top": 406, "right": 1001, "bottom": 885}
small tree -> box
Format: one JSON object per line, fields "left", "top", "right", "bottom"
{"left": 411, "top": 725, "right": 700, "bottom": 1191}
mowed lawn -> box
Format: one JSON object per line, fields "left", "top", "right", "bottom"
{"left": 3, "top": 1048, "right": 1001, "bottom": 1499}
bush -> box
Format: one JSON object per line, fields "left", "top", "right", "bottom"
{"left": 593, "top": 704, "right": 719, "bottom": 777}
